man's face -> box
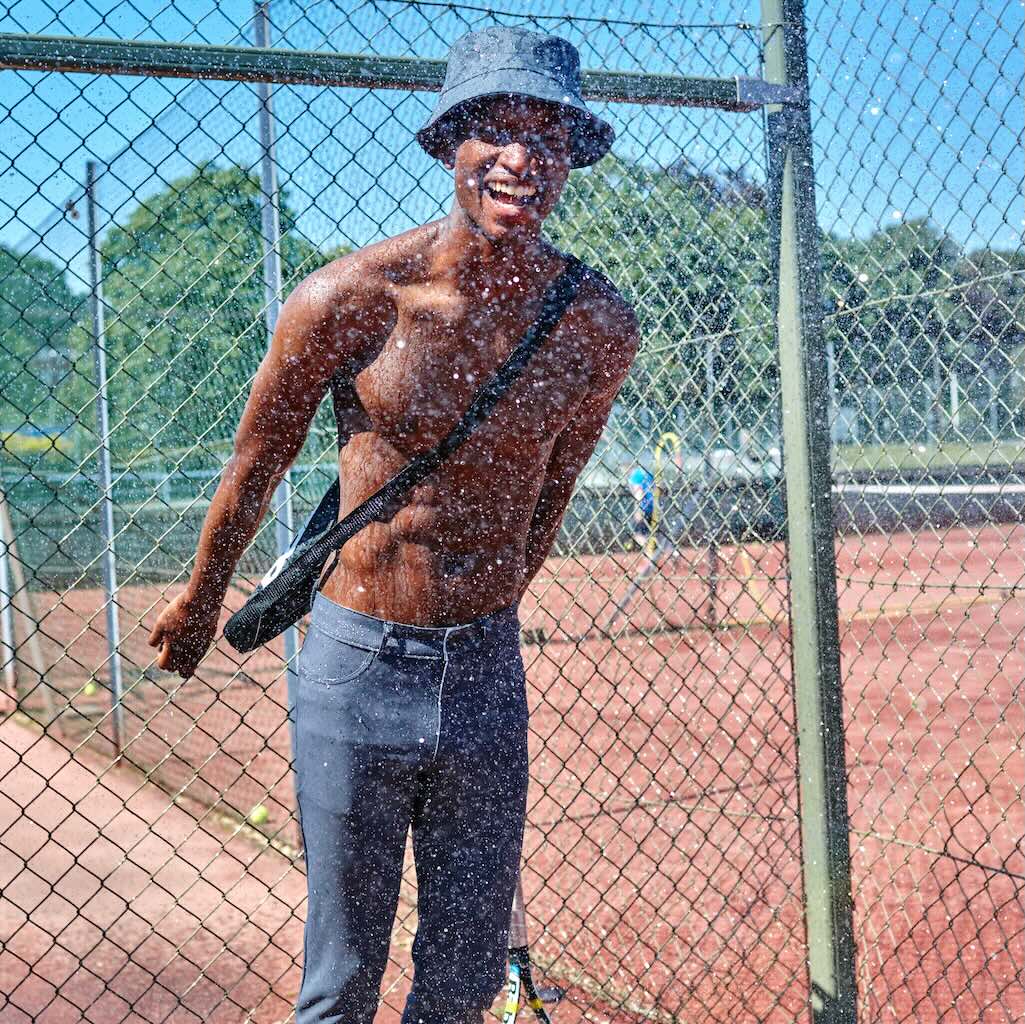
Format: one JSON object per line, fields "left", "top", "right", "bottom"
{"left": 448, "top": 95, "right": 573, "bottom": 242}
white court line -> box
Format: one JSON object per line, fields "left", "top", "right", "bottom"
{"left": 832, "top": 483, "right": 1025, "bottom": 496}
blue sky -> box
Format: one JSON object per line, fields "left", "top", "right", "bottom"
{"left": 1, "top": 0, "right": 1021, "bottom": 286}
{"left": 804, "top": 0, "right": 1023, "bottom": 251}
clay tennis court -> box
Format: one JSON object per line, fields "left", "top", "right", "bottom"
{"left": 3, "top": 520, "right": 1021, "bottom": 1022}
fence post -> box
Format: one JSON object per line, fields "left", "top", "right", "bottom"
{"left": 86, "top": 159, "right": 126, "bottom": 754}
{"left": 760, "top": 2, "right": 859, "bottom": 1021}
{"left": 826, "top": 335, "right": 837, "bottom": 440}
{"left": 703, "top": 336, "right": 719, "bottom": 627}
{"left": 0, "top": 502, "right": 17, "bottom": 709}
{"left": 252, "top": 4, "right": 299, "bottom": 699}
{"left": 931, "top": 345, "right": 943, "bottom": 440}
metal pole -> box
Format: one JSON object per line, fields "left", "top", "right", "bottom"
{"left": 0, "top": 32, "right": 800, "bottom": 112}
{"left": 0, "top": 507, "right": 17, "bottom": 705}
{"left": 825, "top": 335, "right": 836, "bottom": 441}
{"left": 0, "top": 488, "right": 62, "bottom": 730}
{"left": 761, "top": 3, "right": 858, "bottom": 1022}
{"left": 931, "top": 342, "right": 942, "bottom": 441}
{"left": 986, "top": 364, "right": 999, "bottom": 438}
{"left": 86, "top": 160, "right": 126, "bottom": 754}
{"left": 253, "top": 3, "right": 298, "bottom": 701}
{"left": 703, "top": 337, "right": 719, "bottom": 628}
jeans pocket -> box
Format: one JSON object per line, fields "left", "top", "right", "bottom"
{"left": 299, "top": 622, "right": 380, "bottom": 687}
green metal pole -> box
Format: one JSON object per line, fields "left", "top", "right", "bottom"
{"left": 760, "top": 2, "right": 859, "bottom": 1022}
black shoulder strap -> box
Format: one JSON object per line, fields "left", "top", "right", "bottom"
{"left": 258, "top": 255, "right": 588, "bottom": 603}
{"left": 435, "top": 254, "right": 587, "bottom": 460}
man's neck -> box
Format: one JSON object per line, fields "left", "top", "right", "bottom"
{"left": 434, "top": 207, "right": 552, "bottom": 293}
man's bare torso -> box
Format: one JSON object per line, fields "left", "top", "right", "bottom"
{"left": 317, "top": 223, "right": 611, "bottom": 625}
{"left": 147, "top": 88, "right": 636, "bottom": 678}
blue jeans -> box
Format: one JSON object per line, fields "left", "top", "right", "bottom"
{"left": 291, "top": 593, "right": 529, "bottom": 1024}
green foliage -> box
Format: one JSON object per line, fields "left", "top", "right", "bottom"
{"left": 0, "top": 244, "right": 82, "bottom": 439}
{"left": 550, "top": 157, "right": 1024, "bottom": 451}
{"left": 822, "top": 219, "right": 1024, "bottom": 442}
{"left": 6, "top": 157, "right": 1021, "bottom": 473}
{"left": 66, "top": 163, "right": 329, "bottom": 465}
{"left": 948, "top": 247, "right": 1025, "bottom": 365}
{"left": 546, "top": 157, "right": 774, "bottom": 444}
{"left": 823, "top": 219, "right": 959, "bottom": 387}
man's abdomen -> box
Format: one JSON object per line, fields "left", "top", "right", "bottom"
{"left": 327, "top": 433, "right": 547, "bottom": 624}
{"left": 322, "top": 530, "right": 529, "bottom": 626}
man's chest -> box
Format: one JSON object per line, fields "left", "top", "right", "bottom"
{"left": 352, "top": 293, "right": 593, "bottom": 457}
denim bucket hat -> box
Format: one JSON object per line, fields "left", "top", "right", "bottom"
{"left": 417, "top": 26, "right": 615, "bottom": 168}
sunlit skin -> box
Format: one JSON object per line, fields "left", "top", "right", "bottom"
{"left": 148, "top": 95, "right": 638, "bottom": 678}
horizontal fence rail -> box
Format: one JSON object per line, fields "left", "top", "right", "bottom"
{"left": 0, "top": 31, "right": 805, "bottom": 109}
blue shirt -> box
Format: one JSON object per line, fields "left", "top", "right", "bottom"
{"left": 628, "top": 468, "right": 655, "bottom": 522}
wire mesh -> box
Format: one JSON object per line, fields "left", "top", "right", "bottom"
{"left": 0, "top": 1, "right": 1021, "bottom": 1023}
{"left": 807, "top": 2, "right": 1024, "bottom": 1021}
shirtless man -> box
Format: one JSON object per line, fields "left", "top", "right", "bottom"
{"left": 149, "top": 27, "right": 637, "bottom": 1024}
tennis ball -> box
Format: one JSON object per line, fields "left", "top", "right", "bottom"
{"left": 83, "top": 681, "right": 98, "bottom": 697}
{"left": 248, "top": 804, "right": 269, "bottom": 826}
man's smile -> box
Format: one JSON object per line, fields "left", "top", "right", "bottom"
{"left": 484, "top": 178, "right": 540, "bottom": 209}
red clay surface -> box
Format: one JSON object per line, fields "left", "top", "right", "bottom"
{"left": 2, "top": 523, "right": 1022, "bottom": 1022}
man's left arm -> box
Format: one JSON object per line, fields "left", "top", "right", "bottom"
{"left": 521, "top": 294, "right": 639, "bottom": 594}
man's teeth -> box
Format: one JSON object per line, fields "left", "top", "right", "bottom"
{"left": 489, "top": 182, "right": 536, "bottom": 198}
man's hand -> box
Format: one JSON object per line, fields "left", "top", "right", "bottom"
{"left": 147, "top": 591, "right": 221, "bottom": 679}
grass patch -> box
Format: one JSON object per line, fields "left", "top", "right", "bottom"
{"left": 834, "top": 439, "right": 1025, "bottom": 475}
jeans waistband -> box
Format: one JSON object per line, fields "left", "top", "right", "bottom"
{"left": 310, "top": 592, "right": 520, "bottom": 659}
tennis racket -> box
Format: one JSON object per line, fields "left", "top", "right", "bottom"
{"left": 502, "top": 875, "right": 564, "bottom": 1023}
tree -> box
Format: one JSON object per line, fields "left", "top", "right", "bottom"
{"left": 545, "top": 157, "right": 775, "bottom": 450}
{"left": 821, "top": 220, "right": 1024, "bottom": 444}
{"left": 0, "top": 245, "right": 82, "bottom": 443}
{"left": 821, "top": 219, "right": 960, "bottom": 442}
{"left": 66, "top": 163, "right": 326, "bottom": 466}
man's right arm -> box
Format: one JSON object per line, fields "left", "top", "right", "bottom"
{"left": 148, "top": 262, "right": 392, "bottom": 678}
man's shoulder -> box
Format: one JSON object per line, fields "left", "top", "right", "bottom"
{"left": 569, "top": 257, "right": 639, "bottom": 356}
{"left": 291, "top": 223, "right": 437, "bottom": 310}
{"left": 273, "top": 228, "right": 439, "bottom": 355}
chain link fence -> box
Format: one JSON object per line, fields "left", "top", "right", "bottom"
{"left": 807, "top": 3, "right": 1025, "bottom": 1021}
{"left": 0, "top": 2, "right": 1021, "bottom": 1022}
